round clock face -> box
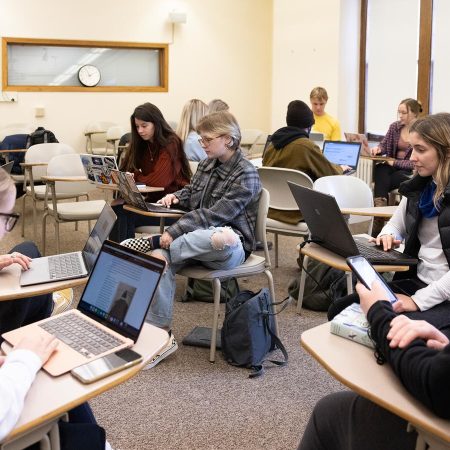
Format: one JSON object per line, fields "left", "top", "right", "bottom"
{"left": 78, "top": 64, "right": 101, "bottom": 87}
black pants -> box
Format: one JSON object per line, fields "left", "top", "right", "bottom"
{"left": 298, "top": 391, "right": 417, "bottom": 450}
{"left": 0, "top": 241, "right": 52, "bottom": 337}
{"left": 373, "top": 163, "right": 411, "bottom": 199}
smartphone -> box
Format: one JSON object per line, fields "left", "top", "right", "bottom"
{"left": 346, "top": 255, "right": 398, "bottom": 304}
{"left": 71, "top": 348, "right": 143, "bottom": 384}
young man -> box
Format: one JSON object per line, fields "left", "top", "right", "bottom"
{"left": 310, "top": 87, "right": 342, "bottom": 141}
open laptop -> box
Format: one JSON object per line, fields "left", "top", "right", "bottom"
{"left": 111, "top": 169, "right": 187, "bottom": 214}
{"left": 322, "top": 141, "right": 362, "bottom": 175}
{"left": 344, "top": 132, "right": 373, "bottom": 156}
{"left": 20, "top": 203, "right": 116, "bottom": 286}
{"left": 287, "top": 182, "right": 418, "bottom": 266}
{"left": 80, "top": 154, "right": 118, "bottom": 186}
{"left": 4, "top": 240, "right": 166, "bottom": 376}
{"left": 1, "top": 161, "right": 14, "bottom": 174}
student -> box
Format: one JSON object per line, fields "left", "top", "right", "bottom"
{"left": 328, "top": 113, "right": 450, "bottom": 325}
{"left": 0, "top": 169, "right": 107, "bottom": 449}
{"left": 309, "top": 87, "right": 341, "bottom": 141}
{"left": 176, "top": 99, "right": 208, "bottom": 161}
{"left": 207, "top": 99, "right": 229, "bottom": 114}
{"left": 370, "top": 98, "right": 422, "bottom": 234}
{"left": 298, "top": 279, "right": 450, "bottom": 450}
{"left": 109, "top": 103, "right": 191, "bottom": 242}
{"left": 262, "top": 100, "right": 346, "bottom": 224}
{"left": 121, "top": 111, "right": 261, "bottom": 367}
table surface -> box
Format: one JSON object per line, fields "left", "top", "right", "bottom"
{"left": 341, "top": 205, "right": 398, "bottom": 218}
{"left": 0, "top": 149, "right": 27, "bottom": 153}
{"left": 301, "top": 322, "right": 450, "bottom": 443}
{"left": 4, "top": 323, "right": 168, "bottom": 441}
{"left": 0, "top": 263, "right": 88, "bottom": 301}
{"left": 96, "top": 184, "right": 163, "bottom": 193}
{"left": 361, "top": 155, "right": 396, "bottom": 162}
{"left": 123, "top": 204, "right": 184, "bottom": 218}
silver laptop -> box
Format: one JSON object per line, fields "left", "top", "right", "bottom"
{"left": 20, "top": 203, "right": 116, "bottom": 286}
{"left": 1, "top": 161, "right": 14, "bottom": 174}
{"left": 5, "top": 240, "right": 166, "bottom": 376}
{"left": 80, "top": 154, "right": 118, "bottom": 186}
{"left": 322, "top": 140, "right": 362, "bottom": 175}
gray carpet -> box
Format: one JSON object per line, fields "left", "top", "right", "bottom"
{"left": 3, "top": 191, "right": 358, "bottom": 450}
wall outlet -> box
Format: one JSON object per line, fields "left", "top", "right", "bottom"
{"left": 0, "top": 92, "right": 18, "bottom": 102}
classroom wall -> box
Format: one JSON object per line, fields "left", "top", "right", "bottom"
{"left": 0, "top": 0, "right": 273, "bottom": 151}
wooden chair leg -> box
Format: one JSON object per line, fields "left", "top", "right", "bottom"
{"left": 209, "top": 277, "right": 222, "bottom": 363}
{"left": 42, "top": 213, "right": 48, "bottom": 255}
{"left": 55, "top": 221, "right": 60, "bottom": 254}
{"left": 21, "top": 193, "right": 27, "bottom": 237}
{"left": 32, "top": 198, "right": 37, "bottom": 241}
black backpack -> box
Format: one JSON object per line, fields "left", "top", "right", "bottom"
{"left": 26, "top": 127, "right": 58, "bottom": 148}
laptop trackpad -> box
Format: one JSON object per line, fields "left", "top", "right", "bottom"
{"left": 20, "top": 257, "right": 51, "bottom": 286}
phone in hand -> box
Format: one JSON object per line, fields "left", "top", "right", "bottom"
{"left": 346, "top": 255, "right": 398, "bottom": 304}
{"left": 71, "top": 348, "right": 142, "bottom": 384}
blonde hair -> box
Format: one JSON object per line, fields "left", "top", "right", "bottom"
{"left": 176, "top": 99, "right": 208, "bottom": 142}
{"left": 207, "top": 99, "right": 229, "bottom": 114}
{"left": 0, "top": 168, "right": 15, "bottom": 205}
{"left": 197, "top": 111, "right": 241, "bottom": 150}
{"left": 409, "top": 113, "right": 450, "bottom": 205}
{"left": 310, "top": 87, "right": 328, "bottom": 102}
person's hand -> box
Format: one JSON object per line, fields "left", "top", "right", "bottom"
{"left": 340, "top": 165, "right": 352, "bottom": 173}
{"left": 159, "top": 231, "right": 174, "bottom": 249}
{"left": 392, "top": 294, "right": 419, "bottom": 313}
{"left": 371, "top": 146, "right": 381, "bottom": 156}
{"left": 369, "top": 234, "right": 402, "bottom": 251}
{"left": 386, "top": 159, "right": 394, "bottom": 167}
{"left": 0, "top": 252, "right": 32, "bottom": 271}
{"left": 0, "top": 356, "right": 5, "bottom": 367}
{"left": 14, "top": 334, "right": 59, "bottom": 365}
{"left": 387, "top": 315, "right": 449, "bottom": 350}
{"left": 158, "top": 194, "right": 179, "bottom": 207}
{"left": 356, "top": 280, "right": 390, "bottom": 315}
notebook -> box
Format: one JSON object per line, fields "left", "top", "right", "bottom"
{"left": 111, "top": 169, "right": 188, "bottom": 215}
{"left": 4, "top": 240, "right": 166, "bottom": 376}
{"left": 1, "top": 161, "right": 14, "bottom": 174}
{"left": 344, "top": 132, "right": 373, "bottom": 156}
{"left": 20, "top": 203, "right": 116, "bottom": 286}
{"left": 287, "top": 182, "right": 418, "bottom": 266}
{"left": 80, "top": 154, "right": 118, "bottom": 186}
{"left": 322, "top": 141, "right": 362, "bottom": 174}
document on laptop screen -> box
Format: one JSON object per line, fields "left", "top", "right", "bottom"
{"left": 323, "top": 142, "right": 360, "bottom": 167}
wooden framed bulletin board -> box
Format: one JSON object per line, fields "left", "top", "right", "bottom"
{"left": 2, "top": 37, "right": 168, "bottom": 92}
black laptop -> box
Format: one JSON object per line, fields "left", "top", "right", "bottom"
{"left": 287, "top": 182, "right": 418, "bottom": 266}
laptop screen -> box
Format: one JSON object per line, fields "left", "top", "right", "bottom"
{"left": 82, "top": 203, "right": 117, "bottom": 272}
{"left": 322, "top": 141, "right": 361, "bottom": 168}
{"left": 78, "top": 240, "right": 165, "bottom": 340}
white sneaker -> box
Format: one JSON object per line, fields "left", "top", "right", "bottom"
{"left": 144, "top": 333, "right": 178, "bottom": 370}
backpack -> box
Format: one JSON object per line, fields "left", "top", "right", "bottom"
{"left": 221, "top": 288, "right": 289, "bottom": 378}
{"left": 181, "top": 278, "right": 240, "bottom": 303}
{"left": 0, "top": 134, "right": 29, "bottom": 174}
{"left": 26, "top": 127, "right": 58, "bottom": 148}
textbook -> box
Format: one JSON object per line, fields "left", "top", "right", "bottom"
{"left": 330, "top": 303, "right": 375, "bottom": 348}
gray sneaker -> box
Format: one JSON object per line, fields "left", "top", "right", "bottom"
{"left": 144, "top": 333, "right": 178, "bottom": 370}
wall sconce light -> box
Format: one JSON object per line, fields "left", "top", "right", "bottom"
{"left": 168, "top": 10, "right": 187, "bottom": 44}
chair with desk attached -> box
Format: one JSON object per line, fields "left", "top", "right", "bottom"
{"left": 84, "top": 121, "right": 117, "bottom": 155}
{"left": 240, "top": 129, "right": 267, "bottom": 157}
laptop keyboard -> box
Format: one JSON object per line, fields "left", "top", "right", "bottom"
{"left": 356, "top": 241, "right": 402, "bottom": 261}
{"left": 39, "top": 313, "right": 124, "bottom": 358}
{"left": 48, "top": 253, "right": 83, "bottom": 279}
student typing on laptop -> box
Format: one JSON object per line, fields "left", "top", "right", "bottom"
{"left": 329, "top": 113, "right": 450, "bottom": 330}
{"left": 109, "top": 102, "right": 191, "bottom": 243}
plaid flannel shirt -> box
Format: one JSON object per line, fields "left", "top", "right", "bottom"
{"left": 166, "top": 149, "right": 261, "bottom": 254}
{"left": 379, "top": 121, "right": 413, "bottom": 170}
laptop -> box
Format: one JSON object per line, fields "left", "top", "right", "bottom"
{"left": 1, "top": 161, "right": 14, "bottom": 174}
{"left": 4, "top": 240, "right": 166, "bottom": 376}
{"left": 287, "top": 182, "right": 418, "bottom": 266}
{"left": 322, "top": 140, "right": 362, "bottom": 175}
{"left": 344, "top": 132, "right": 373, "bottom": 156}
{"left": 20, "top": 203, "right": 116, "bottom": 286}
{"left": 80, "top": 154, "right": 118, "bottom": 186}
{"left": 111, "top": 169, "right": 187, "bottom": 215}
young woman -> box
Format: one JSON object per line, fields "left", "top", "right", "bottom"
{"left": 329, "top": 113, "right": 450, "bottom": 325}
{"left": 121, "top": 111, "right": 261, "bottom": 367}
{"left": 207, "top": 98, "right": 229, "bottom": 114}
{"left": 176, "top": 99, "right": 208, "bottom": 161}
{"left": 371, "top": 98, "right": 422, "bottom": 234}
{"left": 109, "top": 102, "right": 191, "bottom": 242}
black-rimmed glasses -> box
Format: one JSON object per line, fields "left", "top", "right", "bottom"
{"left": 0, "top": 212, "right": 20, "bottom": 232}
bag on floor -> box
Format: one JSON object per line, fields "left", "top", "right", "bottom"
{"left": 26, "top": 126, "right": 58, "bottom": 148}
{"left": 181, "top": 278, "right": 240, "bottom": 303}
{"left": 221, "top": 288, "right": 289, "bottom": 378}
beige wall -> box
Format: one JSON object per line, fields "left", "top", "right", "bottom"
{"left": 0, "top": 0, "right": 273, "bottom": 150}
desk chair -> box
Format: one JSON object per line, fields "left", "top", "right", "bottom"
{"left": 105, "top": 126, "right": 126, "bottom": 157}
{"left": 84, "top": 121, "right": 116, "bottom": 154}
{"left": 41, "top": 154, "right": 106, "bottom": 254}
{"left": 257, "top": 167, "right": 312, "bottom": 267}
{"left": 178, "top": 189, "right": 276, "bottom": 363}
{"left": 240, "top": 129, "right": 266, "bottom": 157}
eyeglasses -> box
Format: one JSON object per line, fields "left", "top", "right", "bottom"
{"left": 0, "top": 212, "right": 20, "bottom": 232}
{"left": 198, "top": 135, "right": 224, "bottom": 146}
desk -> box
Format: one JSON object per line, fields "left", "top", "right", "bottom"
{"left": 0, "top": 263, "right": 88, "bottom": 301}
{"left": 301, "top": 323, "right": 450, "bottom": 449}
{"left": 2, "top": 324, "right": 168, "bottom": 447}
{"left": 123, "top": 204, "right": 183, "bottom": 234}
{"left": 340, "top": 205, "right": 397, "bottom": 219}
{"left": 356, "top": 155, "right": 396, "bottom": 186}
{"left": 296, "top": 239, "right": 408, "bottom": 314}
{"left": 97, "top": 184, "right": 163, "bottom": 194}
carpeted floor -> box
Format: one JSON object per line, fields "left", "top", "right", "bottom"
{"left": 3, "top": 190, "right": 365, "bottom": 450}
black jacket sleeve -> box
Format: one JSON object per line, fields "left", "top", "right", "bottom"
{"left": 367, "top": 301, "right": 450, "bottom": 419}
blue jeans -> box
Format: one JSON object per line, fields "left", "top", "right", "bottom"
{"left": 146, "top": 227, "right": 245, "bottom": 328}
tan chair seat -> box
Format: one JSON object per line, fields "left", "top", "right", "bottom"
{"left": 26, "top": 185, "right": 87, "bottom": 200}
{"left": 266, "top": 218, "right": 308, "bottom": 233}
{"left": 47, "top": 200, "right": 106, "bottom": 220}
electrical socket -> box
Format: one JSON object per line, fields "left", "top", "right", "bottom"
{"left": 0, "top": 92, "right": 18, "bottom": 103}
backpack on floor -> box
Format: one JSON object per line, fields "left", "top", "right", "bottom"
{"left": 181, "top": 278, "right": 240, "bottom": 303}
{"left": 26, "top": 126, "right": 58, "bottom": 148}
{"left": 0, "top": 134, "right": 28, "bottom": 174}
